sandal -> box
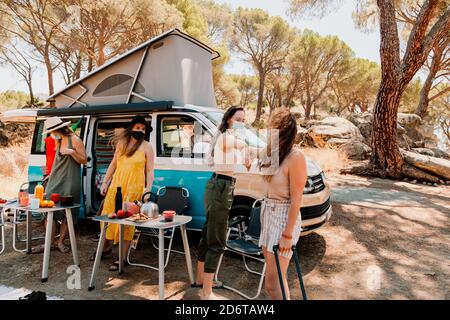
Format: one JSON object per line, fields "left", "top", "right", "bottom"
{"left": 191, "top": 280, "right": 224, "bottom": 289}
{"left": 56, "top": 242, "right": 70, "bottom": 254}
{"left": 89, "top": 248, "right": 112, "bottom": 261}
{"left": 109, "top": 260, "right": 129, "bottom": 272}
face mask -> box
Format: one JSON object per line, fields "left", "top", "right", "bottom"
{"left": 232, "top": 121, "right": 245, "bottom": 130}
{"left": 131, "top": 131, "right": 145, "bottom": 140}
{"left": 51, "top": 133, "right": 60, "bottom": 140}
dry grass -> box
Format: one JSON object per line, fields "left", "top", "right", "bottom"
{"left": 0, "top": 143, "right": 30, "bottom": 198}
{"left": 301, "top": 147, "right": 349, "bottom": 174}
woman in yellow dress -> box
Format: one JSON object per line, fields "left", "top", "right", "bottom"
{"left": 96, "top": 115, "right": 154, "bottom": 271}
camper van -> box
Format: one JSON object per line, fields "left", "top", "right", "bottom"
{"left": 0, "top": 29, "right": 332, "bottom": 234}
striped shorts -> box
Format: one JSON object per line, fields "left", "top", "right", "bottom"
{"left": 258, "top": 198, "right": 302, "bottom": 259}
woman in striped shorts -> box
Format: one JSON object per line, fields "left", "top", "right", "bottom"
{"left": 259, "top": 108, "right": 307, "bottom": 300}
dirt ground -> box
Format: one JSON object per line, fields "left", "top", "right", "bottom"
{"left": 0, "top": 173, "right": 449, "bottom": 300}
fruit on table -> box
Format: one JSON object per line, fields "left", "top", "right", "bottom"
{"left": 117, "top": 210, "right": 125, "bottom": 219}
{"left": 125, "top": 210, "right": 133, "bottom": 218}
{"left": 127, "top": 203, "right": 140, "bottom": 215}
{"left": 47, "top": 200, "right": 55, "bottom": 208}
{"left": 108, "top": 213, "right": 118, "bottom": 219}
{"left": 0, "top": 199, "right": 7, "bottom": 204}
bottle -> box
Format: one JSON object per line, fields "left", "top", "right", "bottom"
{"left": 34, "top": 183, "right": 44, "bottom": 201}
{"left": 115, "top": 187, "right": 123, "bottom": 213}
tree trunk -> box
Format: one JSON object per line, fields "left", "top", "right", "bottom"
{"left": 304, "top": 91, "right": 313, "bottom": 119}
{"left": 27, "top": 75, "right": 34, "bottom": 107}
{"left": 415, "top": 44, "right": 443, "bottom": 118}
{"left": 253, "top": 71, "right": 265, "bottom": 126}
{"left": 44, "top": 53, "right": 54, "bottom": 97}
{"left": 371, "top": 83, "right": 404, "bottom": 177}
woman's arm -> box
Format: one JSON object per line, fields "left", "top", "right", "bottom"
{"left": 145, "top": 142, "right": 155, "bottom": 193}
{"left": 100, "top": 142, "right": 122, "bottom": 195}
{"left": 69, "top": 135, "right": 87, "bottom": 165}
{"left": 279, "top": 150, "right": 307, "bottom": 254}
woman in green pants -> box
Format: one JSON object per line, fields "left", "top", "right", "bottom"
{"left": 195, "top": 106, "right": 254, "bottom": 300}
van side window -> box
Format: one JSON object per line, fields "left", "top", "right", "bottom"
{"left": 31, "top": 118, "right": 86, "bottom": 155}
{"left": 157, "top": 115, "right": 211, "bottom": 158}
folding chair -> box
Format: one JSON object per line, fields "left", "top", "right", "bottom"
{"left": 127, "top": 186, "right": 190, "bottom": 270}
{"left": 7, "top": 182, "right": 46, "bottom": 253}
{"left": 215, "top": 199, "right": 266, "bottom": 300}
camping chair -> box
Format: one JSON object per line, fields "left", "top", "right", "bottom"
{"left": 7, "top": 182, "right": 46, "bottom": 253}
{"left": 214, "top": 199, "right": 266, "bottom": 300}
{"left": 127, "top": 186, "right": 190, "bottom": 270}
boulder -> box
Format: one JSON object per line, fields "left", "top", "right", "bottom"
{"left": 339, "top": 140, "right": 371, "bottom": 160}
{"left": 295, "top": 126, "right": 308, "bottom": 145}
{"left": 412, "top": 148, "right": 435, "bottom": 157}
{"left": 347, "top": 112, "right": 373, "bottom": 140}
{"left": 429, "top": 148, "right": 450, "bottom": 159}
{"left": 305, "top": 117, "right": 364, "bottom": 147}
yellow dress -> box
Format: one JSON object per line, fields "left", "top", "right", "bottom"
{"left": 102, "top": 149, "right": 146, "bottom": 244}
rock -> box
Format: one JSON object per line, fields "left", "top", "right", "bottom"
{"left": 433, "top": 183, "right": 438, "bottom": 187}
{"left": 397, "top": 113, "right": 421, "bottom": 127}
{"left": 347, "top": 112, "right": 439, "bottom": 150}
{"left": 429, "top": 148, "right": 450, "bottom": 159}
{"left": 412, "top": 180, "right": 417, "bottom": 184}
{"left": 347, "top": 112, "right": 373, "bottom": 140}
{"left": 295, "top": 126, "right": 308, "bottom": 144}
{"left": 403, "top": 178, "right": 409, "bottom": 181}
{"left": 339, "top": 140, "right": 371, "bottom": 160}
{"left": 306, "top": 117, "right": 364, "bottom": 147}
{"left": 423, "top": 182, "right": 427, "bottom": 185}
{"left": 402, "top": 150, "right": 450, "bottom": 180}
{"left": 412, "top": 148, "right": 435, "bottom": 157}
{"left": 439, "top": 180, "right": 444, "bottom": 184}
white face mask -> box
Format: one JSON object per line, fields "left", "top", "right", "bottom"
{"left": 232, "top": 121, "right": 245, "bottom": 130}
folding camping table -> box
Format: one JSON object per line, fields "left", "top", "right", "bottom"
{"left": 88, "top": 215, "right": 194, "bottom": 300}
{"left": 0, "top": 201, "right": 80, "bottom": 282}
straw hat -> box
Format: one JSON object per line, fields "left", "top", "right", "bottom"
{"left": 42, "top": 116, "right": 71, "bottom": 135}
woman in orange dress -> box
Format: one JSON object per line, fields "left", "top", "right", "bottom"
{"left": 96, "top": 115, "right": 154, "bottom": 271}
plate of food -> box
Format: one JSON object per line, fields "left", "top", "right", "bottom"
{"left": 126, "top": 213, "right": 150, "bottom": 223}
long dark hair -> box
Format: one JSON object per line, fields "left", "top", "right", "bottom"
{"left": 262, "top": 108, "right": 297, "bottom": 181}
{"left": 218, "top": 106, "right": 244, "bottom": 132}
{"left": 54, "top": 126, "right": 73, "bottom": 137}
{"left": 208, "top": 106, "right": 244, "bottom": 161}
{"left": 112, "top": 122, "right": 146, "bottom": 157}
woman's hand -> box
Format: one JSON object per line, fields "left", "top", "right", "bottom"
{"left": 100, "top": 182, "right": 109, "bottom": 196}
{"left": 278, "top": 234, "right": 292, "bottom": 256}
{"left": 60, "top": 147, "right": 75, "bottom": 156}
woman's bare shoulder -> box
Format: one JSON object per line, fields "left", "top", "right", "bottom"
{"left": 142, "top": 141, "right": 154, "bottom": 152}
{"left": 288, "top": 148, "right": 306, "bottom": 165}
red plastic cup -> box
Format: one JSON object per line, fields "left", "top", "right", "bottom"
{"left": 163, "top": 210, "right": 176, "bottom": 222}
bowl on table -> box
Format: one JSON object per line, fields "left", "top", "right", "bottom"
{"left": 163, "top": 210, "right": 176, "bottom": 222}
{"left": 60, "top": 195, "right": 74, "bottom": 206}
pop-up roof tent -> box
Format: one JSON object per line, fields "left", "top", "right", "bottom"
{"left": 47, "top": 29, "right": 220, "bottom": 109}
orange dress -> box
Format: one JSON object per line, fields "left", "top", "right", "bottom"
{"left": 102, "top": 149, "right": 146, "bottom": 244}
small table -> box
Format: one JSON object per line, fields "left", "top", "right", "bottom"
{"left": 0, "top": 201, "right": 80, "bottom": 282}
{"left": 88, "top": 215, "right": 194, "bottom": 300}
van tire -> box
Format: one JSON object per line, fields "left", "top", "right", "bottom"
{"left": 229, "top": 202, "right": 252, "bottom": 221}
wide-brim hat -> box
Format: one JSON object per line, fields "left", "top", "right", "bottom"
{"left": 42, "top": 116, "right": 71, "bottom": 135}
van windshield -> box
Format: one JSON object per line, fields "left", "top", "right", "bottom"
{"left": 202, "top": 111, "right": 267, "bottom": 148}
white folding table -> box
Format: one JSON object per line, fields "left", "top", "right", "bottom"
{"left": 88, "top": 215, "right": 194, "bottom": 300}
{"left": 0, "top": 201, "right": 80, "bottom": 282}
